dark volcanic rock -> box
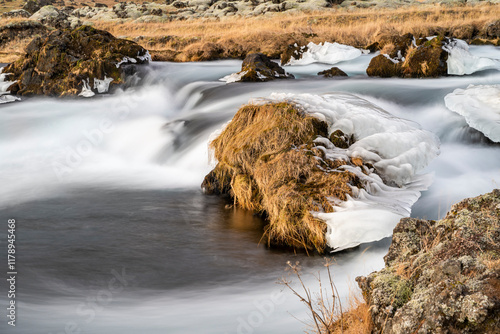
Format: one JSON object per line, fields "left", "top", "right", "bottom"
{"left": 357, "top": 189, "right": 500, "bottom": 334}
{"left": 402, "top": 36, "right": 448, "bottom": 78}
{"left": 5, "top": 25, "right": 150, "bottom": 97}
{"left": 318, "top": 66, "right": 348, "bottom": 77}
{"left": 229, "top": 53, "right": 294, "bottom": 82}
{"left": 366, "top": 54, "right": 401, "bottom": 78}
{"left": 367, "top": 35, "right": 450, "bottom": 78}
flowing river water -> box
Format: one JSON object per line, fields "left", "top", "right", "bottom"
{"left": 0, "top": 45, "right": 499, "bottom": 333}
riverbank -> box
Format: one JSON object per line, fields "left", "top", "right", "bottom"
{"left": 1, "top": 2, "right": 500, "bottom": 63}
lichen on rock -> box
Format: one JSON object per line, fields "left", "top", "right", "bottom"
{"left": 357, "top": 189, "right": 500, "bottom": 334}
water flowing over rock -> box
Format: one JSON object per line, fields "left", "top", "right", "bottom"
{"left": 5, "top": 25, "right": 150, "bottom": 97}
{"left": 220, "top": 53, "right": 294, "bottom": 83}
{"left": 318, "top": 67, "right": 348, "bottom": 77}
{"left": 357, "top": 189, "right": 500, "bottom": 334}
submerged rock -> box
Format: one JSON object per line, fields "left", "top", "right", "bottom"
{"left": 318, "top": 67, "right": 348, "bottom": 77}
{"left": 357, "top": 189, "right": 500, "bottom": 334}
{"left": 5, "top": 25, "right": 150, "bottom": 97}
{"left": 221, "top": 53, "right": 294, "bottom": 83}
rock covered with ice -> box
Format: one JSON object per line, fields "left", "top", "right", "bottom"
{"left": 219, "top": 53, "right": 294, "bottom": 83}
{"left": 0, "top": 68, "right": 21, "bottom": 104}
{"left": 444, "top": 39, "right": 500, "bottom": 75}
{"left": 281, "top": 42, "right": 365, "bottom": 66}
{"left": 444, "top": 84, "right": 500, "bottom": 142}
{"left": 255, "top": 93, "right": 440, "bottom": 251}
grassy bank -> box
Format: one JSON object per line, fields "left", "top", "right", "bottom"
{"left": 93, "top": 3, "right": 500, "bottom": 61}
{"left": 1, "top": 3, "right": 498, "bottom": 63}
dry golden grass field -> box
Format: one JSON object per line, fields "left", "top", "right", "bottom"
{"left": 1, "top": 3, "right": 499, "bottom": 63}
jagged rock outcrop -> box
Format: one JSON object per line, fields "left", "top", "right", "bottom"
{"left": 5, "top": 25, "right": 150, "bottom": 97}
{"left": 318, "top": 67, "right": 348, "bottom": 77}
{"left": 357, "top": 189, "right": 500, "bottom": 334}
{"left": 367, "top": 35, "right": 449, "bottom": 78}
{"left": 224, "top": 53, "right": 294, "bottom": 82}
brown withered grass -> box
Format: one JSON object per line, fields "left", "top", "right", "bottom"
{"left": 92, "top": 3, "right": 500, "bottom": 61}
{"left": 2, "top": 3, "right": 499, "bottom": 63}
{"left": 208, "top": 102, "right": 362, "bottom": 253}
{"left": 282, "top": 260, "right": 372, "bottom": 334}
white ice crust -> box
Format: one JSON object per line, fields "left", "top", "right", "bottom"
{"left": 115, "top": 56, "right": 138, "bottom": 68}
{"left": 0, "top": 68, "right": 20, "bottom": 104}
{"left": 78, "top": 78, "right": 95, "bottom": 97}
{"left": 94, "top": 76, "right": 114, "bottom": 93}
{"left": 444, "top": 84, "right": 500, "bottom": 142}
{"left": 219, "top": 70, "right": 248, "bottom": 83}
{"left": 284, "top": 42, "right": 363, "bottom": 66}
{"left": 444, "top": 39, "right": 500, "bottom": 75}
{"left": 251, "top": 93, "right": 440, "bottom": 251}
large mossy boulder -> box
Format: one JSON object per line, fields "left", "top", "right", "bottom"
{"left": 357, "top": 189, "right": 500, "bottom": 333}
{"left": 5, "top": 25, "right": 150, "bottom": 97}
{"left": 202, "top": 102, "right": 364, "bottom": 253}
{"left": 367, "top": 35, "right": 449, "bottom": 78}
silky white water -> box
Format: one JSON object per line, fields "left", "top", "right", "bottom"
{"left": 0, "top": 45, "right": 499, "bottom": 333}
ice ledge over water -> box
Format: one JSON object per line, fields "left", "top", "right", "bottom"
{"left": 444, "top": 84, "right": 500, "bottom": 143}
{"left": 444, "top": 39, "right": 500, "bottom": 75}
{"left": 284, "top": 42, "right": 366, "bottom": 66}
{"left": 253, "top": 93, "right": 440, "bottom": 252}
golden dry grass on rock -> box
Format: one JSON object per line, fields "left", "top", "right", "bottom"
{"left": 203, "top": 102, "right": 364, "bottom": 253}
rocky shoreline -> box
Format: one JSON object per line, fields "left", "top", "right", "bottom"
{"left": 357, "top": 189, "right": 500, "bottom": 333}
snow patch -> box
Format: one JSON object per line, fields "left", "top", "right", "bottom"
{"left": 284, "top": 42, "right": 363, "bottom": 66}
{"left": 444, "top": 84, "right": 500, "bottom": 142}
{"left": 444, "top": 39, "right": 500, "bottom": 75}
{"left": 251, "top": 93, "right": 440, "bottom": 251}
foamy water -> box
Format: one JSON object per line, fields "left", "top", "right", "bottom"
{"left": 0, "top": 44, "right": 499, "bottom": 333}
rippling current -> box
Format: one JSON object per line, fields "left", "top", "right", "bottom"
{"left": 0, "top": 45, "right": 499, "bottom": 333}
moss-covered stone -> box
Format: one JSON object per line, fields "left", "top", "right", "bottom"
{"left": 357, "top": 189, "right": 500, "bottom": 334}
{"left": 5, "top": 25, "right": 149, "bottom": 97}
